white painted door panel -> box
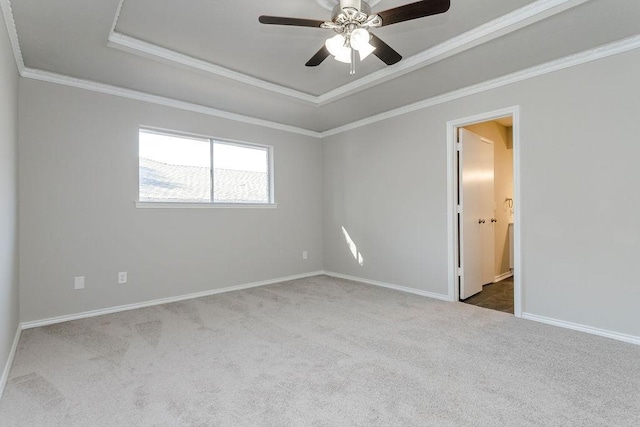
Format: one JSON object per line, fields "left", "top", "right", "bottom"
{"left": 459, "top": 129, "right": 495, "bottom": 299}
{"left": 481, "top": 139, "right": 496, "bottom": 286}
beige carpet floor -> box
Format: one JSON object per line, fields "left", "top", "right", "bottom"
{"left": 1, "top": 275, "right": 639, "bottom": 426}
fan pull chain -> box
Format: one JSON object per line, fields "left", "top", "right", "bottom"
{"left": 350, "top": 48, "right": 356, "bottom": 75}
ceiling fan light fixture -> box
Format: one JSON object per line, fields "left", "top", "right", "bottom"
{"left": 349, "top": 28, "right": 369, "bottom": 50}
{"left": 325, "top": 34, "right": 352, "bottom": 62}
{"left": 334, "top": 50, "right": 353, "bottom": 64}
{"left": 260, "top": 0, "right": 452, "bottom": 72}
{"left": 357, "top": 41, "right": 375, "bottom": 60}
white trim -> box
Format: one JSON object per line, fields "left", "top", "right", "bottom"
{"left": 106, "top": 0, "right": 589, "bottom": 106}
{"left": 315, "top": 0, "right": 590, "bottom": 106}
{"left": 522, "top": 313, "right": 640, "bottom": 346}
{"left": 107, "top": 32, "right": 318, "bottom": 104}
{"left": 322, "top": 271, "right": 450, "bottom": 302}
{"left": 20, "top": 271, "right": 324, "bottom": 330}
{"left": 109, "top": 0, "right": 125, "bottom": 35}
{"left": 445, "top": 116, "right": 457, "bottom": 303}
{"left": 494, "top": 271, "right": 514, "bottom": 282}
{"left": 321, "top": 35, "right": 640, "bottom": 137}
{"left": 135, "top": 202, "right": 278, "bottom": 209}
{"left": 8, "top": 14, "right": 639, "bottom": 139}
{"left": 139, "top": 125, "right": 278, "bottom": 150}
{"left": 0, "top": 326, "right": 21, "bottom": 399}
{"left": 512, "top": 107, "right": 522, "bottom": 317}
{"left": 0, "top": 0, "right": 25, "bottom": 73}
{"left": 20, "top": 68, "right": 322, "bottom": 138}
{"left": 446, "top": 106, "right": 523, "bottom": 317}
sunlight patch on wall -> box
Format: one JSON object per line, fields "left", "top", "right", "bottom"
{"left": 342, "top": 226, "right": 364, "bottom": 266}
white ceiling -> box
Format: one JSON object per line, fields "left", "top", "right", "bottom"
{"left": 6, "top": 0, "right": 640, "bottom": 132}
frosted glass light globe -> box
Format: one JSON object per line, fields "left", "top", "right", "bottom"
{"left": 350, "top": 28, "right": 370, "bottom": 50}
{"left": 325, "top": 34, "right": 352, "bottom": 63}
{"left": 325, "top": 34, "right": 348, "bottom": 56}
{"left": 357, "top": 42, "right": 375, "bottom": 60}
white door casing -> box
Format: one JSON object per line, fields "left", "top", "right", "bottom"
{"left": 446, "top": 105, "right": 521, "bottom": 317}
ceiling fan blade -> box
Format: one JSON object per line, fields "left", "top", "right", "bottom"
{"left": 258, "top": 16, "right": 325, "bottom": 28}
{"left": 306, "top": 46, "right": 331, "bottom": 67}
{"left": 378, "top": 0, "right": 450, "bottom": 27}
{"left": 369, "top": 34, "right": 402, "bottom": 65}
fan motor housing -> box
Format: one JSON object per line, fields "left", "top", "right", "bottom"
{"left": 333, "top": 0, "right": 372, "bottom": 18}
{"left": 316, "top": 0, "right": 381, "bottom": 11}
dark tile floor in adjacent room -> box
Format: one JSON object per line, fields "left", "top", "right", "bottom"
{"left": 462, "top": 276, "right": 514, "bottom": 314}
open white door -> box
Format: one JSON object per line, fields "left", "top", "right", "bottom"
{"left": 459, "top": 128, "right": 495, "bottom": 299}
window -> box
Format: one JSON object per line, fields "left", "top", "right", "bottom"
{"left": 139, "top": 129, "right": 272, "bottom": 205}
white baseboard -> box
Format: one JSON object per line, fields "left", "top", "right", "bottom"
{"left": 494, "top": 271, "right": 514, "bottom": 282}
{"left": 21, "top": 271, "right": 324, "bottom": 330}
{"left": 321, "top": 272, "right": 639, "bottom": 346}
{"left": 521, "top": 312, "right": 640, "bottom": 346}
{"left": 322, "top": 271, "right": 451, "bottom": 302}
{"left": 0, "top": 326, "right": 21, "bottom": 399}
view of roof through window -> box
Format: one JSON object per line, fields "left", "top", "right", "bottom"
{"left": 139, "top": 130, "right": 270, "bottom": 203}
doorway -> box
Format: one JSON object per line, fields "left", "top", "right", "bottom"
{"left": 446, "top": 107, "right": 521, "bottom": 317}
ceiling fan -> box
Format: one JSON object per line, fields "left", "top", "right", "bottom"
{"left": 259, "top": 0, "right": 451, "bottom": 75}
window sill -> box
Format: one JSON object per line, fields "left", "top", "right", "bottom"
{"left": 135, "top": 201, "right": 278, "bottom": 209}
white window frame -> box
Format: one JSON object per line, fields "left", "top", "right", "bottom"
{"left": 136, "top": 127, "right": 276, "bottom": 209}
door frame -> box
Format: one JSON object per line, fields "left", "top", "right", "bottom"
{"left": 446, "top": 106, "right": 522, "bottom": 317}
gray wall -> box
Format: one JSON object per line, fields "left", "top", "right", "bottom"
{"left": 0, "top": 14, "right": 20, "bottom": 379}
{"left": 14, "top": 43, "right": 640, "bottom": 339}
{"left": 323, "top": 49, "right": 640, "bottom": 337}
{"left": 19, "top": 80, "right": 323, "bottom": 322}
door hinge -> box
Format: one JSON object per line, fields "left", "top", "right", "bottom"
{"left": 457, "top": 267, "right": 462, "bottom": 277}
{"left": 456, "top": 142, "right": 462, "bottom": 151}
{"left": 456, "top": 205, "right": 462, "bottom": 213}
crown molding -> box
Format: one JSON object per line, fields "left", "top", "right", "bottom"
{"left": 0, "top": 0, "right": 24, "bottom": 74}
{"left": 321, "top": 34, "right": 640, "bottom": 137}
{"left": 16, "top": 34, "right": 640, "bottom": 140}
{"left": 9, "top": 0, "right": 638, "bottom": 140}
{"left": 107, "top": 32, "right": 318, "bottom": 104}
{"left": 110, "top": 0, "right": 125, "bottom": 35}
{"left": 20, "top": 67, "right": 322, "bottom": 138}
{"left": 108, "top": 0, "right": 589, "bottom": 107}
{"left": 108, "top": 0, "right": 317, "bottom": 105}
{"left": 315, "top": 0, "right": 590, "bottom": 105}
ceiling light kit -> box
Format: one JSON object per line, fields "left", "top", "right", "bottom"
{"left": 259, "top": 0, "right": 451, "bottom": 75}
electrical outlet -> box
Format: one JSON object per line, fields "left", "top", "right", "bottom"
{"left": 302, "top": 251, "right": 308, "bottom": 260}
{"left": 118, "top": 271, "right": 127, "bottom": 284}
{"left": 74, "top": 276, "right": 85, "bottom": 290}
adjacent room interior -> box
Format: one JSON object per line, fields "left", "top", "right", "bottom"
{"left": 1, "top": 0, "right": 639, "bottom": 424}
{"left": 459, "top": 117, "right": 515, "bottom": 314}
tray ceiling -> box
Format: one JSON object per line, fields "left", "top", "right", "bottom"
{"left": 6, "top": 0, "right": 640, "bottom": 133}
{"left": 114, "top": 0, "right": 534, "bottom": 95}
